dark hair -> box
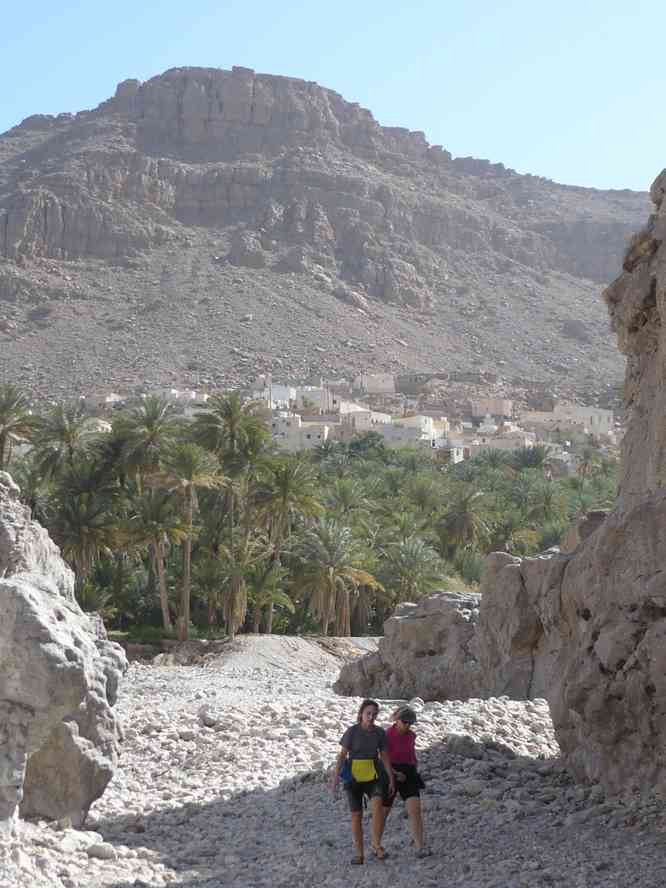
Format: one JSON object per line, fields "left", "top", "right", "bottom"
{"left": 357, "top": 699, "right": 379, "bottom": 723}
{"left": 390, "top": 705, "right": 417, "bottom": 725}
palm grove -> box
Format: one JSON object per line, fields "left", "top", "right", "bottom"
{"left": 0, "top": 383, "right": 617, "bottom": 640}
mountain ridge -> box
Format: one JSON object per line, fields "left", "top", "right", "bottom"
{"left": 0, "top": 65, "right": 651, "bottom": 400}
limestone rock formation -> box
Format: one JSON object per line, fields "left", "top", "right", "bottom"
{"left": 0, "top": 473, "right": 126, "bottom": 830}
{"left": 337, "top": 173, "right": 666, "bottom": 794}
{"left": 334, "top": 591, "right": 482, "bottom": 700}
{"left": 0, "top": 66, "right": 650, "bottom": 397}
{"left": 334, "top": 556, "right": 559, "bottom": 704}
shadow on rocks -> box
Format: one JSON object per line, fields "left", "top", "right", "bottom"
{"left": 98, "top": 735, "right": 666, "bottom": 888}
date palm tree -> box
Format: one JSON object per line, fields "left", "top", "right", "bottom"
{"left": 192, "top": 391, "right": 268, "bottom": 472}
{"left": 380, "top": 536, "right": 448, "bottom": 603}
{"left": 50, "top": 455, "right": 120, "bottom": 595}
{"left": 114, "top": 396, "right": 183, "bottom": 487}
{"left": 124, "top": 489, "right": 189, "bottom": 632}
{"left": 253, "top": 455, "right": 322, "bottom": 631}
{"left": 291, "top": 519, "right": 382, "bottom": 636}
{"left": 149, "top": 443, "right": 225, "bottom": 640}
{"left": 32, "top": 403, "right": 96, "bottom": 479}
{"left": 52, "top": 491, "right": 117, "bottom": 595}
{"left": 325, "top": 476, "right": 374, "bottom": 520}
{"left": 436, "top": 488, "right": 489, "bottom": 560}
{"left": 526, "top": 480, "right": 568, "bottom": 525}
{"left": 218, "top": 530, "right": 271, "bottom": 639}
{"left": 0, "top": 383, "right": 34, "bottom": 470}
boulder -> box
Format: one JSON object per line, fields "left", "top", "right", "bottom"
{"left": 475, "top": 551, "right": 555, "bottom": 699}
{"left": 0, "top": 473, "right": 126, "bottom": 830}
{"left": 334, "top": 591, "right": 482, "bottom": 700}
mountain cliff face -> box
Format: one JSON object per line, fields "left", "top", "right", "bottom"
{"left": 0, "top": 66, "right": 649, "bottom": 397}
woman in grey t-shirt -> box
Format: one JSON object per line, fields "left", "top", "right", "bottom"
{"left": 330, "top": 699, "right": 395, "bottom": 864}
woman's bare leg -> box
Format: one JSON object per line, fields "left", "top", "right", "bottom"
{"left": 351, "top": 811, "right": 364, "bottom": 858}
{"left": 406, "top": 796, "right": 424, "bottom": 850}
{"left": 370, "top": 796, "right": 386, "bottom": 850}
{"left": 378, "top": 804, "right": 391, "bottom": 845}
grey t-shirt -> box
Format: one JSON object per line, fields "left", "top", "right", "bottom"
{"left": 340, "top": 724, "right": 386, "bottom": 760}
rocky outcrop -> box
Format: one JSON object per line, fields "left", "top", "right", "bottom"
{"left": 334, "top": 555, "right": 561, "bottom": 703}
{"left": 474, "top": 551, "right": 557, "bottom": 700}
{"left": 0, "top": 67, "right": 647, "bottom": 289}
{"left": 334, "top": 591, "right": 482, "bottom": 700}
{"left": 0, "top": 473, "right": 126, "bottom": 830}
{"left": 604, "top": 168, "right": 666, "bottom": 511}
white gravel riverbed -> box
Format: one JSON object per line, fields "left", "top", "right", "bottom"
{"left": 4, "top": 635, "right": 666, "bottom": 888}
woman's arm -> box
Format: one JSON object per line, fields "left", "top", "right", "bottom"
{"left": 330, "top": 746, "right": 348, "bottom": 791}
{"left": 380, "top": 750, "right": 396, "bottom": 795}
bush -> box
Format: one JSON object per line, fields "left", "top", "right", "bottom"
{"left": 124, "top": 624, "right": 176, "bottom": 644}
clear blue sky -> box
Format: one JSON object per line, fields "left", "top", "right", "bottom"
{"left": 1, "top": 0, "right": 663, "bottom": 191}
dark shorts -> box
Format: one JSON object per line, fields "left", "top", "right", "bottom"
{"left": 383, "top": 764, "right": 422, "bottom": 808}
{"left": 344, "top": 779, "right": 384, "bottom": 812}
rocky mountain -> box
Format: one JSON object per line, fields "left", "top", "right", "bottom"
{"left": 0, "top": 65, "right": 649, "bottom": 399}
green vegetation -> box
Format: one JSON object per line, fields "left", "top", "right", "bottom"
{"left": 2, "top": 384, "right": 619, "bottom": 639}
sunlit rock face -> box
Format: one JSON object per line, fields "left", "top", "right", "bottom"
{"left": 0, "top": 472, "right": 127, "bottom": 830}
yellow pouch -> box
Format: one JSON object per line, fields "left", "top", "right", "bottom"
{"left": 351, "top": 759, "right": 377, "bottom": 782}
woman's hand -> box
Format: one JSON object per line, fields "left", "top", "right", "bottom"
{"left": 388, "top": 778, "right": 396, "bottom": 797}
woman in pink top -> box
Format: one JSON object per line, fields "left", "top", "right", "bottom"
{"left": 380, "top": 705, "right": 430, "bottom": 857}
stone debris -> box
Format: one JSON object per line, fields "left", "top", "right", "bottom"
{"left": 3, "top": 635, "right": 666, "bottom": 888}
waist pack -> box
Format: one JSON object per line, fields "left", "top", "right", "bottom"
{"left": 350, "top": 758, "right": 378, "bottom": 783}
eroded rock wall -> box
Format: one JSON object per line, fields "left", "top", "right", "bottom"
{"left": 0, "top": 66, "right": 647, "bottom": 299}
{"left": 0, "top": 473, "right": 126, "bottom": 830}
{"left": 605, "top": 169, "right": 666, "bottom": 509}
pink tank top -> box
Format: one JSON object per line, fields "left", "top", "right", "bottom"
{"left": 386, "top": 723, "right": 417, "bottom": 765}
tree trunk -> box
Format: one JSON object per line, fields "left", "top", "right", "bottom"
{"left": 73, "top": 559, "right": 88, "bottom": 602}
{"left": 155, "top": 540, "right": 172, "bottom": 633}
{"left": 265, "top": 602, "right": 274, "bottom": 634}
{"left": 179, "top": 489, "right": 194, "bottom": 642}
{"left": 228, "top": 574, "right": 241, "bottom": 640}
{"left": 113, "top": 552, "right": 125, "bottom": 608}
{"left": 252, "top": 600, "right": 262, "bottom": 634}
{"left": 208, "top": 592, "right": 217, "bottom": 629}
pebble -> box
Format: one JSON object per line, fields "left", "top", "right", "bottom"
{"left": 2, "top": 635, "right": 666, "bottom": 888}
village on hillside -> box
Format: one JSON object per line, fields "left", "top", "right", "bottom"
{"left": 77, "top": 368, "right": 620, "bottom": 476}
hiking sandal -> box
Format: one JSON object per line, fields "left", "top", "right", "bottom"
{"left": 350, "top": 855, "right": 364, "bottom": 865}
{"left": 415, "top": 847, "right": 432, "bottom": 858}
{"left": 371, "top": 845, "right": 388, "bottom": 860}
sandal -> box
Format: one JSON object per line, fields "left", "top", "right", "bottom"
{"left": 351, "top": 855, "right": 364, "bottom": 865}
{"left": 415, "top": 847, "right": 432, "bottom": 858}
{"left": 371, "top": 845, "right": 389, "bottom": 860}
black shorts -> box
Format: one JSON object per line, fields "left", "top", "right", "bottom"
{"left": 344, "top": 779, "right": 384, "bottom": 812}
{"left": 383, "top": 764, "right": 422, "bottom": 807}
